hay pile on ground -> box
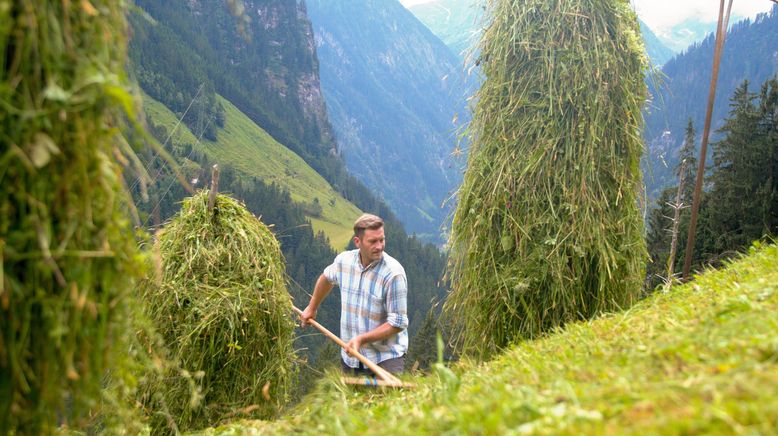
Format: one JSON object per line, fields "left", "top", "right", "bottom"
{"left": 141, "top": 191, "right": 297, "bottom": 431}
{"left": 445, "top": 0, "right": 648, "bottom": 358}
{"left": 1, "top": 1, "right": 147, "bottom": 432}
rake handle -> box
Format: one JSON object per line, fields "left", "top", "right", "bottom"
{"left": 292, "top": 305, "right": 402, "bottom": 385}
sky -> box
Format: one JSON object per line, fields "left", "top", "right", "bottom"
{"left": 398, "top": 0, "right": 775, "bottom": 34}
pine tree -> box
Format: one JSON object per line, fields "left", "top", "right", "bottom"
{"left": 407, "top": 309, "right": 439, "bottom": 372}
{"left": 678, "top": 119, "right": 698, "bottom": 205}
{"left": 706, "top": 77, "right": 778, "bottom": 256}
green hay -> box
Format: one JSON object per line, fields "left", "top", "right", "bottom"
{"left": 445, "top": 0, "right": 648, "bottom": 358}
{"left": 140, "top": 191, "right": 297, "bottom": 432}
{"left": 0, "top": 0, "right": 148, "bottom": 432}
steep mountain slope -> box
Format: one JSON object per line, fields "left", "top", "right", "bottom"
{"left": 141, "top": 93, "right": 362, "bottom": 249}
{"left": 214, "top": 242, "right": 778, "bottom": 434}
{"left": 307, "top": 0, "right": 474, "bottom": 242}
{"left": 131, "top": 0, "right": 334, "bottom": 165}
{"left": 644, "top": 6, "right": 778, "bottom": 198}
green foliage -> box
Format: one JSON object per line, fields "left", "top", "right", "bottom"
{"left": 646, "top": 76, "right": 777, "bottom": 285}
{"left": 705, "top": 77, "right": 778, "bottom": 253}
{"left": 406, "top": 309, "right": 441, "bottom": 372}
{"left": 0, "top": 0, "right": 149, "bottom": 432}
{"left": 139, "top": 192, "right": 297, "bottom": 432}
{"left": 201, "top": 242, "right": 778, "bottom": 434}
{"left": 445, "top": 0, "right": 648, "bottom": 358}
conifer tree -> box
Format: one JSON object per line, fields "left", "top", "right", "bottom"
{"left": 678, "top": 119, "right": 698, "bottom": 204}
{"left": 706, "top": 78, "right": 778, "bottom": 253}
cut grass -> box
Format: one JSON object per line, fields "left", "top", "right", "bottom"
{"left": 141, "top": 93, "right": 361, "bottom": 250}
{"left": 198, "top": 242, "right": 778, "bottom": 434}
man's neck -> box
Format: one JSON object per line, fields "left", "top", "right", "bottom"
{"left": 359, "top": 251, "right": 380, "bottom": 268}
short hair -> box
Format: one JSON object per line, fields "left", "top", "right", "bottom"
{"left": 353, "top": 213, "right": 384, "bottom": 238}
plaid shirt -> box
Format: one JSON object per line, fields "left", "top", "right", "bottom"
{"left": 323, "top": 249, "right": 409, "bottom": 367}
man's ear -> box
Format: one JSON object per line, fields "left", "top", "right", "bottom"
{"left": 353, "top": 236, "right": 361, "bottom": 248}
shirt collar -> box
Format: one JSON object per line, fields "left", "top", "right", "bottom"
{"left": 354, "top": 251, "right": 383, "bottom": 272}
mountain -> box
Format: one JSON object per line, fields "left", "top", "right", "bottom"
{"left": 130, "top": 0, "right": 362, "bottom": 246}
{"left": 638, "top": 19, "right": 676, "bottom": 67}
{"left": 130, "top": 0, "right": 336, "bottom": 170}
{"left": 654, "top": 17, "right": 721, "bottom": 53}
{"left": 651, "top": 14, "right": 754, "bottom": 54}
{"left": 408, "top": 0, "right": 484, "bottom": 60}
{"left": 407, "top": 1, "right": 676, "bottom": 67}
{"left": 141, "top": 92, "right": 362, "bottom": 248}
{"left": 306, "top": 0, "right": 475, "bottom": 243}
{"left": 643, "top": 6, "right": 778, "bottom": 198}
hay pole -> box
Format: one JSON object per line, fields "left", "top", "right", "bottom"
{"left": 207, "top": 164, "right": 220, "bottom": 213}
{"left": 291, "top": 306, "right": 404, "bottom": 386}
{"left": 682, "top": 0, "right": 733, "bottom": 280}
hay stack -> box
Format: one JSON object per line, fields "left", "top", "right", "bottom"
{"left": 445, "top": 0, "right": 648, "bottom": 358}
{"left": 1, "top": 1, "right": 146, "bottom": 432}
{"left": 142, "top": 191, "right": 296, "bottom": 431}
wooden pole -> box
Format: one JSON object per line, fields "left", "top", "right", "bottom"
{"left": 207, "top": 164, "right": 219, "bottom": 213}
{"left": 682, "top": 0, "right": 733, "bottom": 280}
{"left": 292, "top": 306, "right": 403, "bottom": 386}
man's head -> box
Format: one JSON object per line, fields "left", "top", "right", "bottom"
{"left": 353, "top": 214, "right": 385, "bottom": 265}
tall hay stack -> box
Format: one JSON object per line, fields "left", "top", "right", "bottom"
{"left": 445, "top": 0, "right": 648, "bottom": 358}
{"left": 0, "top": 0, "right": 147, "bottom": 432}
{"left": 141, "top": 191, "right": 296, "bottom": 431}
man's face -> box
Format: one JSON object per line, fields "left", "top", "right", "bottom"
{"left": 355, "top": 227, "right": 385, "bottom": 264}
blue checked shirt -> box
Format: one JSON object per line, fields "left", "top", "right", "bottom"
{"left": 323, "top": 249, "right": 409, "bottom": 368}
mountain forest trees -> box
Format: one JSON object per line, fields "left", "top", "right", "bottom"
{"left": 647, "top": 76, "right": 778, "bottom": 287}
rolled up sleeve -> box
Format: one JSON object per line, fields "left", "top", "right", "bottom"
{"left": 385, "top": 274, "right": 408, "bottom": 330}
{"left": 322, "top": 254, "right": 342, "bottom": 286}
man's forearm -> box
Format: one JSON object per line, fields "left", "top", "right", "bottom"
{"left": 358, "top": 322, "right": 402, "bottom": 344}
{"left": 300, "top": 274, "right": 333, "bottom": 326}
{"left": 345, "top": 322, "right": 402, "bottom": 356}
{"left": 308, "top": 274, "right": 333, "bottom": 311}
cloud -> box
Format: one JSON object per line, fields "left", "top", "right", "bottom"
{"left": 632, "top": 0, "right": 773, "bottom": 31}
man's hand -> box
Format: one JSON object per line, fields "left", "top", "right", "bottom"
{"left": 300, "top": 305, "right": 317, "bottom": 328}
{"left": 345, "top": 335, "right": 363, "bottom": 356}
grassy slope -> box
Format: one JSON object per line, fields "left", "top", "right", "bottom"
{"left": 142, "top": 94, "right": 361, "bottom": 249}
{"left": 202, "top": 243, "right": 778, "bottom": 434}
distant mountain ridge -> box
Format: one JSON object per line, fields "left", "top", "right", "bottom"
{"left": 638, "top": 18, "right": 675, "bottom": 67}
{"left": 408, "top": 0, "right": 484, "bottom": 60}
{"left": 643, "top": 5, "right": 778, "bottom": 198}
{"left": 408, "top": 1, "right": 676, "bottom": 67}
{"left": 307, "top": 0, "right": 475, "bottom": 242}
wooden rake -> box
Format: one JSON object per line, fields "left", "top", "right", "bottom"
{"left": 292, "top": 306, "right": 412, "bottom": 388}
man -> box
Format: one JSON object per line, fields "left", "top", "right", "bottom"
{"left": 300, "top": 213, "right": 408, "bottom": 375}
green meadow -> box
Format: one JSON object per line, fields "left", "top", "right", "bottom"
{"left": 142, "top": 93, "right": 361, "bottom": 249}
{"left": 202, "top": 243, "right": 778, "bottom": 434}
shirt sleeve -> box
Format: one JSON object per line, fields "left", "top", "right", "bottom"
{"left": 385, "top": 273, "right": 408, "bottom": 330}
{"left": 322, "top": 254, "right": 341, "bottom": 286}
